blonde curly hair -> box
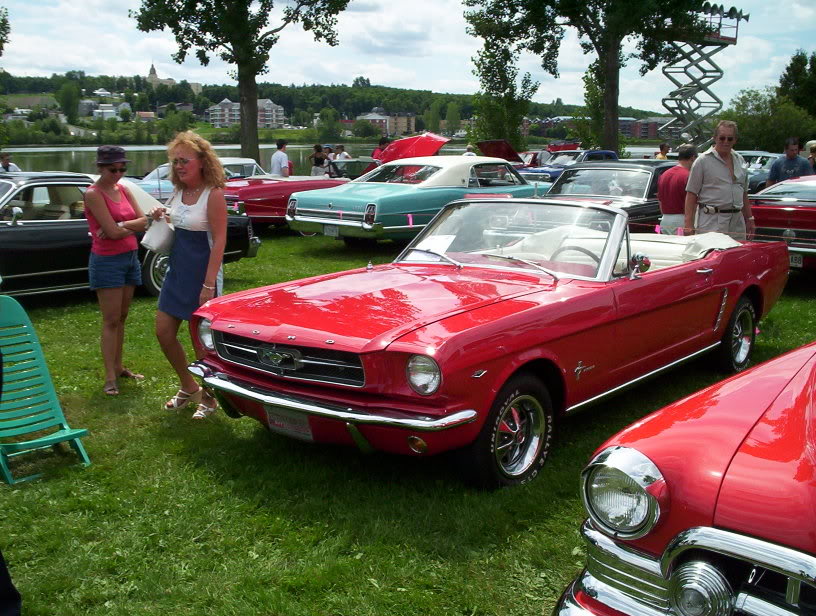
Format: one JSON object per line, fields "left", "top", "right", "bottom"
{"left": 166, "top": 131, "right": 226, "bottom": 190}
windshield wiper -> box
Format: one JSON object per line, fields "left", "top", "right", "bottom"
{"left": 404, "top": 248, "right": 463, "bottom": 269}
{"left": 481, "top": 253, "right": 559, "bottom": 280}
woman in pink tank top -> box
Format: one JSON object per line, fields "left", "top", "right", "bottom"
{"left": 83, "top": 146, "right": 148, "bottom": 396}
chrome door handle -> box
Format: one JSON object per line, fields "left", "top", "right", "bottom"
{"left": 696, "top": 268, "right": 713, "bottom": 274}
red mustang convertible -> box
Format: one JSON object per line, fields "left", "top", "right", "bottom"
{"left": 554, "top": 340, "right": 816, "bottom": 616}
{"left": 186, "top": 198, "right": 788, "bottom": 488}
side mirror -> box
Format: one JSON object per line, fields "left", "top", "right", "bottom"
{"left": 7, "top": 206, "right": 23, "bottom": 226}
{"left": 629, "top": 252, "right": 651, "bottom": 279}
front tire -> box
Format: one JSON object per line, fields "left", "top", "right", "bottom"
{"left": 141, "top": 250, "right": 169, "bottom": 297}
{"left": 462, "top": 374, "right": 554, "bottom": 489}
{"left": 716, "top": 296, "right": 755, "bottom": 372}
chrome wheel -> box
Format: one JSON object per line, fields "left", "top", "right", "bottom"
{"left": 493, "top": 394, "right": 546, "bottom": 478}
{"left": 730, "top": 304, "right": 753, "bottom": 366}
{"left": 141, "top": 251, "right": 169, "bottom": 296}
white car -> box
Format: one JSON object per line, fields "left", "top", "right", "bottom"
{"left": 134, "top": 157, "right": 266, "bottom": 202}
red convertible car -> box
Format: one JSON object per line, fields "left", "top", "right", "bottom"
{"left": 750, "top": 176, "right": 816, "bottom": 270}
{"left": 554, "top": 340, "right": 816, "bottom": 616}
{"left": 186, "top": 198, "right": 788, "bottom": 488}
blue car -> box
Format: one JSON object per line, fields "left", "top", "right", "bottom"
{"left": 524, "top": 149, "right": 618, "bottom": 182}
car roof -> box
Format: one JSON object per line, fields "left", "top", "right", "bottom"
{"left": 737, "top": 150, "right": 772, "bottom": 156}
{"left": 565, "top": 160, "right": 675, "bottom": 170}
{"left": 381, "top": 155, "right": 507, "bottom": 168}
{"left": 0, "top": 171, "right": 92, "bottom": 186}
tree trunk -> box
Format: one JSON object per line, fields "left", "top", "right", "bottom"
{"left": 599, "top": 42, "right": 621, "bottom": 154}
{"left": 237, "top": 63, "right": 260, "bottom": 163}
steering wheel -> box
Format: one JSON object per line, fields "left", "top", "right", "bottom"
{"left": 550, "top": 245, "right": 600, "bottom": 264}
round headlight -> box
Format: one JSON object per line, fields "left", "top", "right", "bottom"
{"left": 581, "top": 446, "right": 666, "bottom": 539}
{"left": 406, "top": 355, "right": 441, "bottom": 395}
{"left": 198, "top": 318, "right": 215, "bottom": 350}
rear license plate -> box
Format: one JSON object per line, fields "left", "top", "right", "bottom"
{"left": 790, "top": 254, "right": 803, "bottom": 268}
{"left": 324, "top": 224, "right": 339, "bottom": 237}
{"left": 264, "top": 406, "right": 313, "bottom": 441}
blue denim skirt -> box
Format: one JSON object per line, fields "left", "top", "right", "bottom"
{"left": 89, "top": 250, "right": 142, "bottom": 290}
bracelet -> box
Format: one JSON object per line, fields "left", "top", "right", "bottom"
{"left": 202, "top": 284, "right": 215, "bottom": 290}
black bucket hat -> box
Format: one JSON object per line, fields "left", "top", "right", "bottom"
{"left": 96, "top": 145, "right": 130, "bottom": 165}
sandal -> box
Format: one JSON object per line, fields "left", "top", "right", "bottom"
{"left": 191, "top": 396, "right": 218, "bottom": 420}
{"left": 104, "top": 380, "right": 119, "bottom": 396}
{"left": 119, "top": 368, "right": 145, "bottom": 381}
{"left": 165, "top": 388, "right": 202, "bottom": 410}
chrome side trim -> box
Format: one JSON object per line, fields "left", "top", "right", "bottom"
{"left": 188, "top": 360, "right": 477, "bottom": 431}
{"left": 3, "top": 282, "right": 89, "bottom": 297}
{"left": 2, "top": 266, "right": 88, "bottom": 279}
{"left": 565, "top": 342, "right": 720, "bottom": 413}
{"left": 736, "top": 592, "right": 799, "bottom": 616}
{"left": 660, "top": 526, "right": 816, "bottom": 582}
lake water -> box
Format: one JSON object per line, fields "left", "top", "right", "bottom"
{"left": 2, "top": 143, "right": 661, "bottom": 177}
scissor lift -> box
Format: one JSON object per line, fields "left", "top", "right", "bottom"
{"left": 659, "top": 4, "right": 749, "bottom": 148}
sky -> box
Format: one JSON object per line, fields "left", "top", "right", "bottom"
{"left": 2, "top": 0, "right": 814, "bottom": 114}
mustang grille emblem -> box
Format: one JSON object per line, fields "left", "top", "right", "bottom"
{"left": 258, "top": 346, "right": 303, "bottom": 370}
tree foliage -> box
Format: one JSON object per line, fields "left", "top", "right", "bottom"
{"left": 445, "top": 102, "right": 461, "bottom": 134}
{"left": 778, "top": 49, "right": 816, "bottom": 118}
{"left": 131, "top": 0, "right": 350, "bottom": 160}
{"left": 470, "top": 43, "right": 537, "bottom": 152}
{"left": 55, "top": 82, "right": 81, "bottom": 124}
{"left": 723, "top": 87, "right": 816, "bottom": 152}
{"left": 352, "top": 119, "right": 379, "bottom": 138}
{"left": 464, "top": 0, "right": 709, "bottom": 151}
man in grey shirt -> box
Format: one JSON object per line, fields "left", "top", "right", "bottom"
{"left": 269, "top": 139, "right": 289, "bottom": 177}
{"left": 684, "top": 120, "right": 755, "bottom": 239}
{"left": 767, "top": 137, "right": 813, "bottom": 187}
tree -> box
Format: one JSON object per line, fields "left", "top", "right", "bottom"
{"left": 778, "top": 50, "right": 816, "bottom": 118}
{"left": 423, "top": 100, "right": 442, "bottom": 134}
{"left": 132, "top": 0, "right": 351, "bottom": 162}
{"left": 0, "top": 7, "right": 9, "bottom": 58}
{"left": 570, "top": 62, "right": 604, "bottom": 150}
{"left": 317, "top": 107, "right": 341, "bottom": 141}
{"left": 464, "top": 0, "right": 708, "bottom": 152}
{"left": 352, "top": 76, "right": 371, "bottom": 88}
{"left": 470, "top": 43, "right": 538, "bottom": 152}
{"left": 119, "top": 107, "right": 132, "bottom": 123}
{"left": 724, "top": 87, "right": 816, "bottom": 152}
{"left": 55, "top": 81, "right": 81, "bottom": 124}
{"left": 445, "top": 102, "right": 461, "bottom": 135}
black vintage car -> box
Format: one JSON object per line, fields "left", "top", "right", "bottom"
{"left": 546, "top": 160, "right": 677, "bottom": 230}
{"left": 0, "top": 172, "right": 261, "bottom": 297}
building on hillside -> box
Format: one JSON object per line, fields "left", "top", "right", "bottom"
{"left": 157, "top": 102, "right": 195, "bottom": 117}
{"left": 618, "top": 117, "right": 637, "bottom": 138}
{"left": 117, "top": 102, "right": 132, "bottom": 115}
{"left": 93, "top": 88, "right": 112, "bottom": 98}
{"left": 78, "top": 99, "right": 98, "bottom": 117}
{"left": 146, "top": 63, "right": 202, "bottom": 96}
{"left": 355, "top": 108, "right": 416, "bottom": 136}
{"left": 135, "top": 111, "right": 156, "bottom": 122}
{"left": 93, "top": 104, "right": 117, "bottom": 120}
{"left": 631, "top": 117, "right": 673, "bottom": 139}
{"left": 206, "top": 98, "right": 285, "bottom": 128}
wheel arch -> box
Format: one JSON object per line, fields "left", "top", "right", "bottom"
{"left": 497, "top": 358, "right": 566, "bottom": 417}
{"left": 740, "top": 284, "right": 763, "bottom": 319}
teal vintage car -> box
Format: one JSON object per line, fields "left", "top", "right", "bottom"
{"left": 286, "top": 156, "right": 546, "bottom": 245}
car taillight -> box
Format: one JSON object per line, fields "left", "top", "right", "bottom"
{"left": 364, "top": 203, "right": 376, "bottom": 226}
{"left": 286, "top": 198, "right": 297, "bottom": 219}
{"left": 225, "top": 197, "right": 244, "bottom": 214}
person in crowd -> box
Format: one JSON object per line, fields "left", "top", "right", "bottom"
{"left": 324, "top": 145, "right": 335, "bottom": 161}
{"left": 308, "top": 144, "right": 328, "bottom": 176}
{"left": 809, "top": 144, "right": 816, "bottom": 172}
{"left": 767, "top": 137, "right": 813, "bottom": 186}
{"left": 0, "top": 153, "right": 20, "bottom": 172}
{"left": 371, "top": 137, "right": 390, "bottom": 160}
{"left": 83, "top": 145, "right": 148, "bottom": 395}
{"left": 684, "top": 120, "right": 754, "bottom": 239}
{"left": 0, "top": 548, "right": 21, "bottom": 616}
{"left": 153, "top": 131, "right": 226, "bottom": 419}
{"left": 655, "top": 143, "right": 670, "bottom": 160}
{"left": 463, "top": 145, "right": 477, "bottom": 156}
{"left": 334, "top": 144, "right": 351, "bottom": 160}
{"left": 269, "top": 139, "right": 289, "bottom": 177}
{"left": 657, "top": 143, "right": 697, "bottom": 235}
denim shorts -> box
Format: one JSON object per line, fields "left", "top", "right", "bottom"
{"left": 89, "top": 250, "right": 142, "bottom": 290}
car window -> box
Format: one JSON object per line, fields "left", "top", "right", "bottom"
{"left": 1, "top": 184, "right": 86, "bottom": 221}
{"left": 551, "top": 153, "right": 580, "bottom": 165}
{"left": 471, "top": 163, "right": 525, "bottom": 187}
{"left": 362, "top": 164, "right": 441, "bottom": 184}
{"left": 759, "top": 182, "right": 816, "bottom": 200}
{"left": 550, "top": 168, "right": 650, "bottom": 199}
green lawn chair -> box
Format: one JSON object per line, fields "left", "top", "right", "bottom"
{"left": 0, "top": 294, "right": 91, "bottom": 484}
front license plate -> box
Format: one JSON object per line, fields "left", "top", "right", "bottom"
{"left": 790, "top": 253, "right": 803, "bottom": 268}
{"left": 264, "top": 406, "right": 313, "bottom": 441}
{"left": 324, "top": 224, "right": 339, "bottom": 237}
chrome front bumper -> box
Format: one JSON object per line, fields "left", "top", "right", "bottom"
{"left": 188, "top": 360, "right": 477, "bottom": 431}
{"left": 553, "top": 521, "right": 816, "bottom": 616}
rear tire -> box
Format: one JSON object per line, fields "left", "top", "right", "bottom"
{"left": 460, "top": 374, "right": 554, "bottom": 489}
{"left": 343, "top": 237, "right": 377, "bottom": 249}
{"left": 716, "top": 296, "right": 755, "bottom": 372}
{"left": 141, "top": 250, "right": 168, "bottom": 297}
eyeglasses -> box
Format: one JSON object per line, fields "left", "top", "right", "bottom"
{"left": 717, "top": 136, "right": 735, "bottom": 142}
{"left": 171, "top": 158, "right": 193, "bottom": 166}
{"left": 107, "top": 166, "right": 127, "bottom": 174}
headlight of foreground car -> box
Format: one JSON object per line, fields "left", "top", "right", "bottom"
{"left": 198, "top": 318, "right": 215, "bottom": 351}
{"left": 406, "top": 355, "right": 441, "bottom": 395}
{"left": 581, "top": 446, "right": 666, "bottom": 539}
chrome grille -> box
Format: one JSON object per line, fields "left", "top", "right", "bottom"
{"left": 214, "top": 331, "right": 364, "bottom": 387}
{"left": 296, "top": 206, "right": 365, "bottom": 222}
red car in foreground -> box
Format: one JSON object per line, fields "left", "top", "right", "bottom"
{"left": 186, "top": 198, "right": 787, "bottom": 488}
{"left": 554, "top": 340, "right": 816, "bottom": 616}
{"left": 750, "top": 176, "right": 816, "bottom": 271}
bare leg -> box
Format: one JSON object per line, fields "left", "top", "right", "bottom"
{"left": 114, "top": 285, "right": 136, "bottom": 375}
{"left": 96, "top": 287, "right": 126, "bottom": 390}
{"left": 155, "top": 309, "right": 199, "bottom": 394}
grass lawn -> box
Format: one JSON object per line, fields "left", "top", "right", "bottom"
{"left": 3, "top": 228, "right": 814, "bottom": 615}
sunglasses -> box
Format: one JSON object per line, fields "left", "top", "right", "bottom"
{"left": 171, "top": 157, "right": 194, "bottom": 166}
{"left": 107, "top": 166, "right": 127, "bottom": 174}
{"left": 717, "top": 136, "right": 735, "bottom": 142}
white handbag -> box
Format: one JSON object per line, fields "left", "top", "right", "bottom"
{"left": 140, "top": 218, "right": 175, "bottom": 255}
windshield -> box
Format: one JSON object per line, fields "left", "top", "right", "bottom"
{"left": 399, "top": 201, "right": 617, "bottom": 279}
{"left": 759, "top": 182, "right": 816, "bottom": 200}
{"left": 549, "top": 168, "right": 650, "bottom": 199}
{"left": 550, "top": 152, "right": 581, "bottom": 165}
{"left": 361, "top": 164, "right": 441, "bottom": 184}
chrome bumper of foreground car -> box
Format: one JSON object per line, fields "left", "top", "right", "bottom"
{"left": 188, "top": 360, "right": 477, "bottom": 432}
{"left": 553, "top": 520, "right": 816, "bottom": 616}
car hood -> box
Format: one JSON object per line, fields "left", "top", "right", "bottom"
{"left": 378, "top": 132, "right": 449, "bottom": 165}
{"left": 476, "top": 139, "right": 524, "bottom": 163}
{"left": 714, "top": 345, "right": 816, "bottom": 554}
{"left": 200, "top": 264, "right": 552, "bottom": 353}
